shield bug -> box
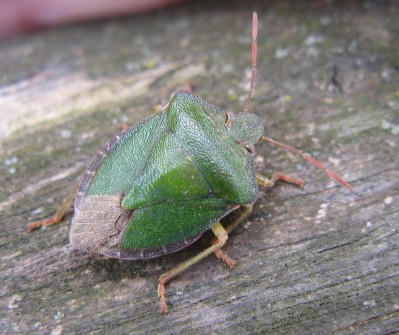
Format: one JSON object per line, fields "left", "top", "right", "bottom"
{"left": 28, "top": 13, "right": 351, "bottom": 313}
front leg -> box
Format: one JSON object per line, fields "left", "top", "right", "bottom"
{"left": 256, "top": 172, "right": 305, "bottom": 189}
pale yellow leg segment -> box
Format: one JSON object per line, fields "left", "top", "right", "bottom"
{"left": 27, "top": 182, "right": 79, "bottom": 231}
{"left": 158, "top": 222, "right": 229, "bottom": 313}
{"left": 224, "top": 204, "right": 253, "bottom": 234}
{"left": 212, "top": 204, "right": 253, "bottom": 267}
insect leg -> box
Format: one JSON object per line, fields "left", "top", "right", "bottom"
{"left": 223, "top": 204, "right": 253, "bottom": 234}
{"left": 211, "top": 204, "right": 254, "bottom": 267}
{"left": 27, "top": 181, "right": 79, "bottom": 231}
{"left": 213, "top": 170, "right": 305, "bottom": 267}
{"left": 183, "top": 80, "right": 192, "bottom": 92}
{"left": 258, "top": 137, "right": 352, "bottom": 190}
{"left": 256, "top": 172, "right": 305, "bottom": 188}
{"left": 213, "top": 173, "right": 304, "bottom": 272}
{"left": 157, "top": 222, "right": 229, "bottom": 313}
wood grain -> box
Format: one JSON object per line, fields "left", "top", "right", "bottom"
{"left": 1, "top": 1, "right": 398, "bottom": 334}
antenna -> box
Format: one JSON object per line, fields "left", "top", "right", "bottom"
{"left": 244, "top": 12, "right": 258, "bottom": 113}
{"left": 245, "top": 13, "right": 351, "bottom": 190}
{"left": 259, "top": 136, "right": 352, "bottom": 190}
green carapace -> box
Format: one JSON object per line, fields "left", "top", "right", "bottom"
{"left": 28, "top": 13, "right": 351, "bottom": 313}
{"left": 71, "top": 90, "right": 262, "bottom": 259}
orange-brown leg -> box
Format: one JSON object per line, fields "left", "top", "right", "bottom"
{"left": 27, "top": 182, "right": 79, "bottom": 231}
{"left": 256, "top": 172, "right": 305, "bottom": 188}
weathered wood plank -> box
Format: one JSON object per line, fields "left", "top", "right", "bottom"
{"left": 1, "top": 1, "right": 398, "bottom": 334}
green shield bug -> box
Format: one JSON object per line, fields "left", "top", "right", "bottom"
{"left": 28, "top": 13, "right": 352, "bottom": 313}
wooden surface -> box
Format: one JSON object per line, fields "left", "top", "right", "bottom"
{"left": 1, "top": 1, "right": 398, "bottom": 334}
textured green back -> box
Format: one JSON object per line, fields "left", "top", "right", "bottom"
{"left": 86, "top": 91, "right": 261, "bottom": 250}
{"left": 87, "top": 112, "right": 168, "bottom": 195}
{"left": 121, "top": 200, "right": 230, "bottom": 249}
{"left": 164, "top": 91, "right": 259, "bottom": 205}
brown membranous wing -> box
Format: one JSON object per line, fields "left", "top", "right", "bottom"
{"left": 70, "top": 195, "right": 131, "bottom": 253}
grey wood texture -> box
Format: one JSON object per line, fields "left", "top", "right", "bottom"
{"left": 1, "top": 1, "right": 398, "bottom": 334}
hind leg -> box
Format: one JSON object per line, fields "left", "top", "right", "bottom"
{"left": 27, "top": 182, "right": 79, "bottom": 231}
